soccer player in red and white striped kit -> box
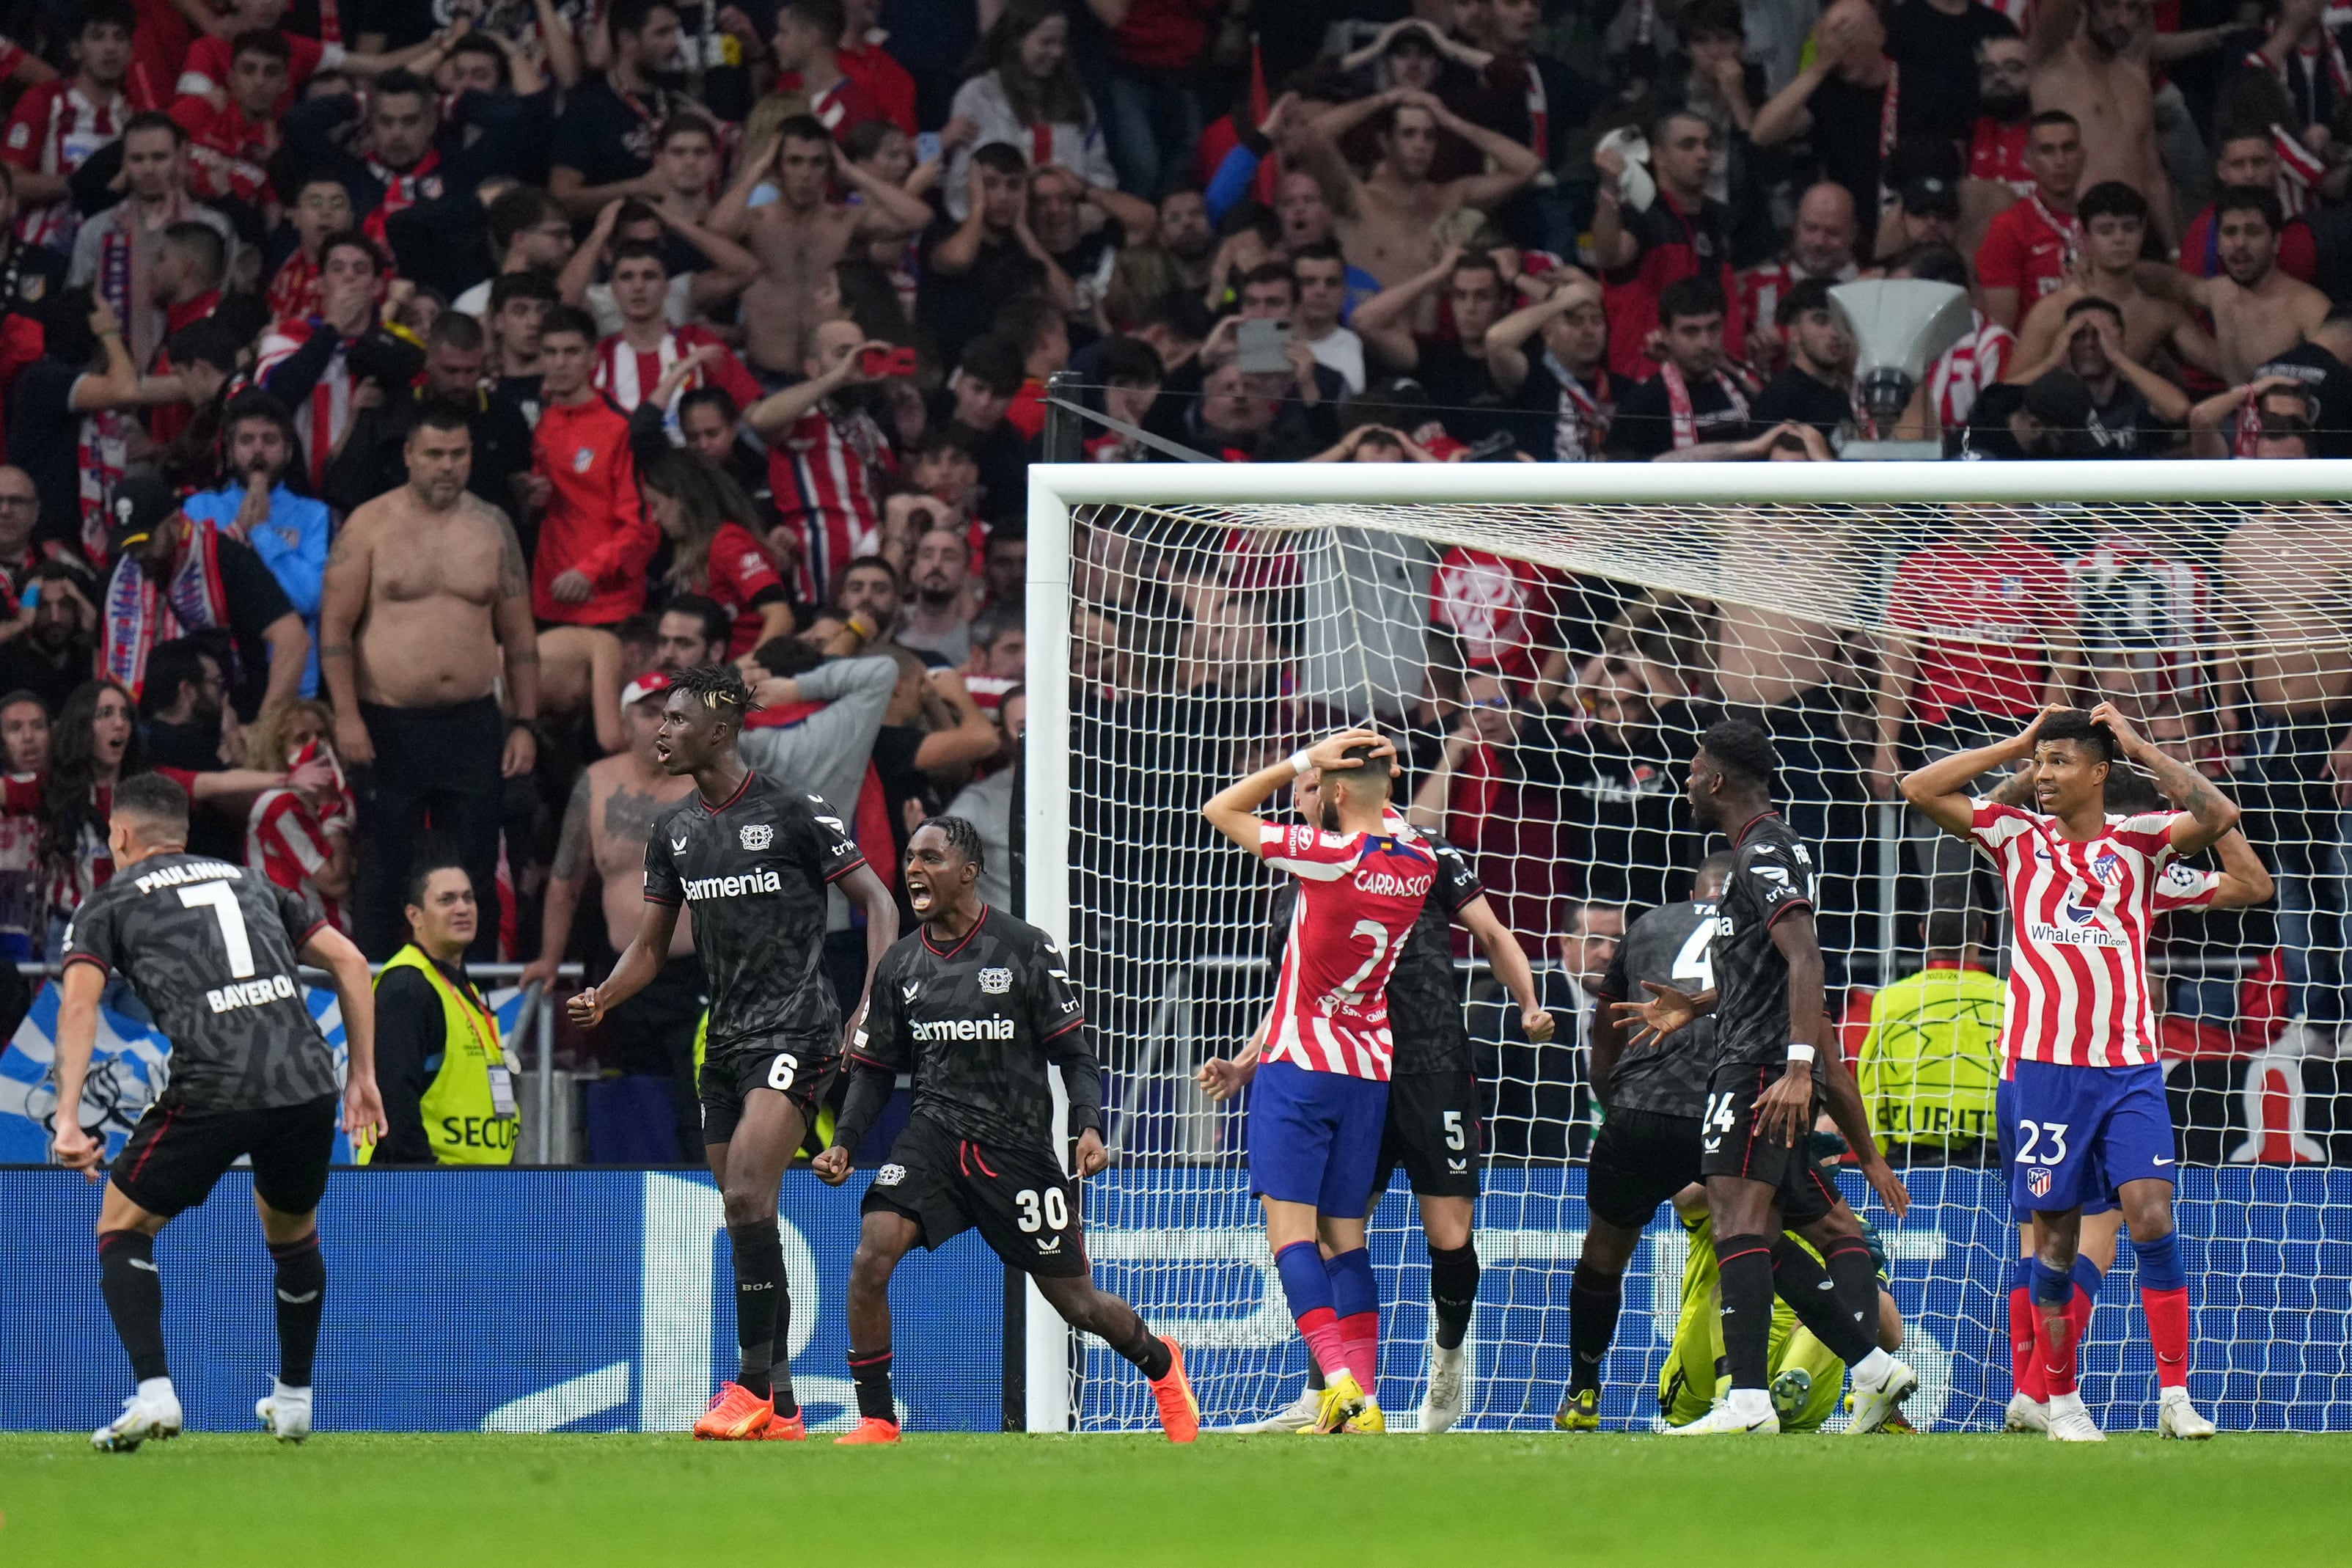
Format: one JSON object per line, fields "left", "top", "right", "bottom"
{"left": 1904, "top": 705, "right": 2240, "bottom": 1441}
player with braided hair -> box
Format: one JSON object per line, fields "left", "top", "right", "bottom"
{"left": 571, "top": 663, "right": 898, "bottom": 1441}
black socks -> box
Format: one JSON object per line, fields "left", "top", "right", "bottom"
{"left": 728, "top": 1219, "right": 796, "bottom": 1413}
{"left": 1429, "top": 1243, "right": 1480, "bottom": 1352}
{"left": 1567, "top": 1260, "right": 1623, "bottom": 1393}
{"left": 1770, "top": 1236, "right": 1875, "bottom": 1364}
{"left": 1714, "top": 1234, "right": 1776, "bottom": 1391}
{"left": 268, "top": 1232, "right": 326, "bottom": 1388}
{"left": 98, "top": 1229, "right": 168, "bottom": 1382}
{"left": 849, "top": 1349, "right": 895, "bottom": 1421}
{"left": 1822, "top": 1236, "right": 1885, "bottom": 1363}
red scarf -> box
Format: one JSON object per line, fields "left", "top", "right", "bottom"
{"left": 268, "top": 250, "right": 321, "bottom": 320}
{"left": 1660, "top": 360, "right": 1748, "bottom": 449}
{"left": 362, "top": 148, "right": 442, "bottom": 247}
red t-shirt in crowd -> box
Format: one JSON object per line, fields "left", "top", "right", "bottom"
{"left": 170, "top": 95, "right": 280, "bottom": 205}
{"left": 1887, "top": 537, "right": 2073, "bottom": 724}
{"left": 1974, "top": 194, "right": 2077, "bottom": 308}
{"left": 532, "top": 395, "right": 657, "bottom": 626}
{"left": 178, "top": 31, "right": 329, "bottom": 115}
{"left": 1967, "top": 118, "right": 2030, "bottom": 188}
{"left": 702, "top": 520, "right": 791, "bottom": 657}
{"left": 1113, "top": 0, "right": 1225, "bottom": 70}
{"left": 837, "top": 39, "right": 919, "bottom": 137}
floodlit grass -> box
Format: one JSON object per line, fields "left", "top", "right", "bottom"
{"left": 4, "top": 1429, "right": 2349, "bottom": 1566}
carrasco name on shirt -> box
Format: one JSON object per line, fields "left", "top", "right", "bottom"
{"left": 1352, "top": 869, "right": 1433, "bottom": 898}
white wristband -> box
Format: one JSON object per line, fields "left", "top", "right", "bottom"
{"left": 1785, "top": 1043, "right": 1817, "bottom": 1065}
{"left": 1288, "top": 750, "right": 1314, "bottom": 778}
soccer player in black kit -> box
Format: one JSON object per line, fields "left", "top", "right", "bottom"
{"left": 47, "top": 773, "right": 385, "bottom": 1451}
{"left": 1555, "top": 851, "right": 1733, "bottom": 1431}
{"left": 570, "top": 664, "right": 899, "bottom": 1441}
{"left": 813, "top": 816, "right": 1201, "bottom": 1444}
{"left": 1622, "top": 720, "right": 1919, "bottom": 1435}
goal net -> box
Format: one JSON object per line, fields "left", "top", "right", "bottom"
{"left": 1022, "top": 461, "right": 2352, "bottom": 1435}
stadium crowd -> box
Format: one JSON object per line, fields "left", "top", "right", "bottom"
{"left": 0, "top": 0, "right": 2341, "bottom": 1162}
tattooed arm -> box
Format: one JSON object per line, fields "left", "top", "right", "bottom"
{"left": 486, "top": 504, "right": 542, "bottom": 778}
{"left": 2089, "top": 700, "right": 2241, "bottom": 855}
{"left": 521, "top": 771, "right": 593, "bottom": 993}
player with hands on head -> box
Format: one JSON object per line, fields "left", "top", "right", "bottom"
{"left": 1622, "top": 719, "right": 1917, "bottom": 1436}
{"left": 813, "top": 816, "right": 1199, "bottom": 1444}
{"left": 1901, "top": 702, "right": 2235, "bottom": 1441}
{"left": 568, "top": 662, "right": 898, "bottom": 1443}
{"left": 1198, "top": 729, "right": 1436, "bottom": 1435}
{"left": 1201, "top": 763, "right": 1552, "bottom": 1434}
{"left": 51, "top": 772, "right": 383, "bottom": 1451}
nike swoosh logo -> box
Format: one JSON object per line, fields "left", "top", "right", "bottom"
{"left": 130, "top": 1259, "right": 158, "bottom": 1272}
{"left": 1816, "top": 1280, "right": 1836, "bottom": 1291}
{"left": 2154, "top": 1157, "right": 2175, "bottom": 1165}
{"left": 276, "top": 1289, "right": 319, "bottom": 1304}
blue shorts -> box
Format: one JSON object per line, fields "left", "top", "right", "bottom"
{"left": 1996, "top": 1077, "right": 2114, "bottom": 1222}
{"left": 2004, "top": 1060, "right": 2176, "bottom": 1219}
{"left": 1248, "top": 1059, "right": 1390, "bottom": 1220}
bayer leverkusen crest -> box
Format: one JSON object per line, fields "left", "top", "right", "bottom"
{"left": 739, "top": 823, "right": 772, "bottom": 851}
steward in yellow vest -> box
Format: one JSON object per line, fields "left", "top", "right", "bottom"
{"left": 362, "top": 860, "right": 519, "bottom": 1165}
{"left": 1855, "top": 914, "right": 2004, "bottom": 1159}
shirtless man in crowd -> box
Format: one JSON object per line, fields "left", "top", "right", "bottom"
{"left": 2012, "top": 182, "right": 2216, "bottom": 377}
{"left": 524, "top": 672, "right": 701, "bottom": 1157}
{"left": 717, "top": 115, "right": 931, "bottom": 378}
{"left": 2029, "top": 0, "right": 2171, "bottom": 242}
{"left": 2167, "top": 188, "right": 2331, "bottom": 385}
{"left": 320, "top": 403, "right": 541, "bottom": 961}
{"left": 1295, "top": 86, "right": 1542, "bottom": 287}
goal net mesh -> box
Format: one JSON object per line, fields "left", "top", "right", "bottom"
{"left": 1048, "top": 494, "right": 2352, "bottom": 1434}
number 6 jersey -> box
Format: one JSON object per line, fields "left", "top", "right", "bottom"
{"left": 62, "top": 854, "right": 337, "bottom": 1111}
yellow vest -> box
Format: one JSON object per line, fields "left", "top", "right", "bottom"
{"left": 1855, "top": 961, "right": 2006, "bottom": 1149}
{"left": 360, "top": 945, "right": 519, "bottom": 1166}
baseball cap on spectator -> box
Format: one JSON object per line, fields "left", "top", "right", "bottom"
{"left": 2023, "top": 370, "right": 2093, "bottom": 432}
{"left": 620, "top": 670, "right": 674, "bottom": 709}
{"left": 1901, "top": 177, "right": 1959, "bottom": 219}
{"left": 106, "top": 475, "right": 182, "bottom": 558}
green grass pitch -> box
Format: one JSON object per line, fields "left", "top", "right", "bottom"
{"left": 7, "top": 1431, "right": 2352, "bottom": 1567}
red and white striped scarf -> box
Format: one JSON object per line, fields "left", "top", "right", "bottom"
{"left": 361, "top": 148, "right": 442, "bottom": 247}
{"left": 101, "top": 519, "right": 232, "bottom": 700}
{"left": 268, "top": 249, "right": 322, "bottom": 320}
{"left": 254, "top": 315, "right": 358, "bottom": 491}
{"left": 1660, "top": 359, "right": 1748, "bottom": 449}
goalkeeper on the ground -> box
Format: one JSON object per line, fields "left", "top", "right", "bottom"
{"left": 1658, "top": 1163, "right": 1909, "bottom": 1433}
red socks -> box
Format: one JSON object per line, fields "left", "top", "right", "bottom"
{"left": 2009, "top": 1286, "right": 2045, "bottom": 1401}
{"left": 2143, "top": 1286, "right": 2191, "bottom": 1389}
{"left": 1298, "top": 1307, "right": 1354, "bottom": 1385}
{"left": 2039, "top": 1299, "right": 2081, "bottom": 1397}
{"left": 1337, "top": 1311, "right": 1379, "bottom": 1393}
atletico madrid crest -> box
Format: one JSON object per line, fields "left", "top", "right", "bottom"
{"left": 2028, "top": 1168, "right": 2051, "bottom": 1198}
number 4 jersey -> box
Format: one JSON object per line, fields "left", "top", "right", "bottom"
{"left": 1594, "top": 897, "right": 1719, "bottom": 1119}
{"left": 63, "top": 854, "right": 337, "bottom": 1110}
{"left": 1256, "top": 822, "right": 1438, "bottom": 1082}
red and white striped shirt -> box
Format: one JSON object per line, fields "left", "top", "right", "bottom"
{"left": 1255, "top": 821, "right": 1435, "bottom": 1081}
{"left": 1970, "top": 800, "right": 2179, "bottom": 1069}
{"left": 1929, "top": 311, "right": 2013, "bottom": 431}
{"left": 593, "top": 323, "right": 763, "bottom": 417}
{"left": 1737, "top": 259, "right": 1858, "bottom": 359}
{"left": 246, "top": 786, "right": 348, "bottom": 933}
{"left": 767, "top": 402, "right": 890, "bottom": 605}
{"left": 1, "top": 82, "right": 136, "bottom": 248}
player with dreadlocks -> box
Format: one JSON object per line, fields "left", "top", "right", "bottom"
{"left": 571, "top": 663, "right": 899, "bottom": 1440}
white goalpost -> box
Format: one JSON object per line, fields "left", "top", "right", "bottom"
{"left": 1022, "top": 458, "right": 2352, "bottom": 1435}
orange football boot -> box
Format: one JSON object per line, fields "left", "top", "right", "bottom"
{"left": 692, "top": 1382, "right": 774, "bottom": 1440}
{"left": 834, "top": 1417, "right": 902, "bottom": 1446}
{"left": 1148, "top": 1338, "right": 1200, "bottom": 1443}
{"left": 761, "top": 1411, "right": 809, "bottom": 1441}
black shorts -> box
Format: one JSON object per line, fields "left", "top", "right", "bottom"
{"left": 110, "top": 1093, "right": 338, "bottom": 1220}
{"left": 862, "top": 1113, "right": 1088, "bottom": 1278}
{"left": 1371, "top": 1069, "right": 1481, "bottom": 1201}
{"left": 1586, "top": 1106, "right": 1704, "bottom": 1230}
{"left": 1696, "top": 1061, "right": 1838, "bottom": 1223}
{"left": 700, "top": 1041, "right": 839, "bottom": 1148}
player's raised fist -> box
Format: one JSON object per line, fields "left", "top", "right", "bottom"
{"left": 1521, "top": 1007, "right": 1556, "bottom": 1044}
{"left": 1074, "top": 1126, "right": 1110, "bottom": 1177}
{"left": 811, "top": 1145, "right": 854, "bottom": 1186}
{"left": 1196, "top": 1055, "right": 1254, "bottom": 1102}
{"left": 566, "top": 986, "right": 606, "bottom": 1029}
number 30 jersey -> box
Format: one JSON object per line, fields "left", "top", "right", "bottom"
{"left": 1256, "top": 823, "right": 1437, "bottom": 1082}
{"left": 63, "top": 853, "right": 336, "bottom": 1111}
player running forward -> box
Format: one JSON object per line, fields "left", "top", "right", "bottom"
{"left": 570, "top": 664, "right": 898, "bottom": 1442}
{"left": 813, "top": 817, "right": 1201, "bottom": 1444}
{"left": 1979, "top": 759, "right": 2271, "bottom": 1435}
{"left": 1905, "top": 705, "right": 2238, "bottom": 1441}
{"left": 1624, "top": 720, "right": 1919, "bottom": 1436}
{"left": 1203, "top": 769, "right": 1555, "bottom": 1435}
{"left": 1201, "top": 730, "right": 1433, "bottom": 1435}
{"left": 48, "top": 774, "right": 386, "bottom": 1451}
{"left": 1553, "top": 852, "right": 1733, "bottom": 1432}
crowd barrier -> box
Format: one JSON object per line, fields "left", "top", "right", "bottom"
{"left": 4, "top": 1166, "right": 2347, "bottom": 1433}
